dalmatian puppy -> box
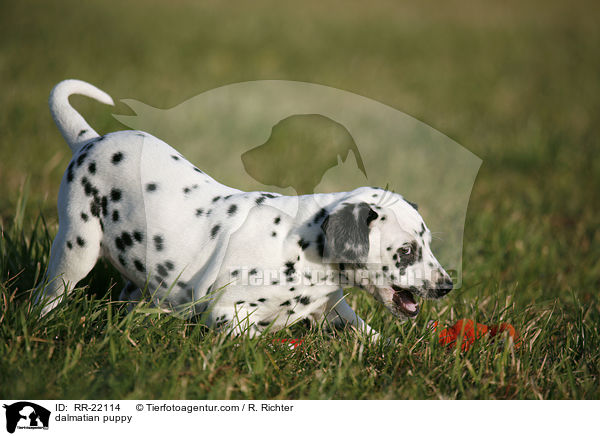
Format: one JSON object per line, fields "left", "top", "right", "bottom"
{"left": 36, "top": 79, "right": 453, "bottom": 340}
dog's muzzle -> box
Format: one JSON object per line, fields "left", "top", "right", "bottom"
{"left": 391, "top": 275, "right": 453, "bottom": 317}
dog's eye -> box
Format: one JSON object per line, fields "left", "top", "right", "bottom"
{"left": 401, "top": 245, "right": 411, "bottom": 255}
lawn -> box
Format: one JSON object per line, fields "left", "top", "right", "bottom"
{"left": 0, "top": 0, "right": 599, "bottom": 399}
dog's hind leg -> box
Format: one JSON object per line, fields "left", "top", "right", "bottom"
{"left": 36, "top": 208, "right": 103, "bottom": 316}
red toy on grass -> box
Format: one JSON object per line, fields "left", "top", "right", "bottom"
{"left": 272, "top": 338, "right": 304, "bottom": 350}
{"left": 431, "top": 319, "right": 521, "bottom": 351}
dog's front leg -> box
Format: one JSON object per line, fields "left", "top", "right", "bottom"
{"left": 325, "top": 289, "right": 380, "bottom": 342}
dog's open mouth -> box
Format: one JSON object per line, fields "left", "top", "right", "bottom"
{"left": 391, "top": 285, "right": 419, "bottom": 317}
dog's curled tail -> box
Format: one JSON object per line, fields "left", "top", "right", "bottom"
{"left": 49, "top": 79, "right": 114, "bottom": 154}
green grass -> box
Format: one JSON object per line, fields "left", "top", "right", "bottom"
{"left": 1, "top": 0, "right": 600, "bottom": 399}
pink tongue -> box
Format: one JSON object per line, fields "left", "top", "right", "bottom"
{"left": 399, "top": 293, "right": 418, "bottom": 312}
{"left": 393, "top": 289, "right": 418, "bottom": 313}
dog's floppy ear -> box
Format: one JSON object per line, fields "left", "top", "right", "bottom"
{"left": 320, "top": 202, "right": 378, "bottom": 263}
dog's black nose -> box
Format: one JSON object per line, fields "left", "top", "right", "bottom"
{"left": 434, "top": 276, "right": 453, "bottom": 297}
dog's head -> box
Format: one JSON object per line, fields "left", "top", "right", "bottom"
{"left": 320, "top": 188, "right": 453, "bottom": 320}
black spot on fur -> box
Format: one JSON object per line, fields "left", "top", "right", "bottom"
{"left": 146, "top": 183, "right": 157, "bottom": 192}
{"left": 121, "top": 232, "right": 133, "bottom": 247}
{"left": 100, "top": 196, "right": 108, "bottom": 216}
{"left": 165, "top": 261, "right": 174, "bottom": 270}
{"left": 274, "top": 216, "right": 281, "bottom": 224}
{"left": 76, "top": 152, "right": 87, "bottom": 167}
{"left": 227, "top": 204, "right": 238, "bottom": 216}
{"left": 111, "top": 152, "right": 124, "bottom": 165}
{"left": 249, "top": 268, "right": 258, "bottom": 275}
{"left": 171, "top": 155, "right": 180, "bottom": 161}
{"left": 134, "top": 259, "right": 145, "bottom": 272}
{"left": 316, "top": 233, "right": 325, "bottom": 257}
{"left": 258, "top": 298, "right": 266, "bottom": 302}
{"left": 81, "top": 177, "right": 93, "bottom": 196}
{"left": 118, "top": 255, "right": 126, "bottom": 266}
{"left": 183, "top": 187, "right": 191, "bottom": 194}
{"left": 88, "top": 162, "right": 96, "bottom": 174}
{"left": 298, "top": 238, "right": 310, "bottom": 250}
{"left": 115, "top": 237, "right": 125, "bottom": 251}
{"left": 78, "top": 129, "right": 88, "bottom": 137}
{"left": 80, "top": 212, "right": 89, "bottom": 222}
{"left": 231, "top": 270, "right": 239, "bottom": 277}
{"left": 211, "top": 225, "right": 220, "bottom": 239}
{"left": 212, "top": 196, "right": 221, "bottom": 202}
{"left": 255, "top": 196, "right": 266, "bottom": 205}
{"left": 250, "top": 303, "right": 257, "bottom": 307}
{"left": 90, "top": 199, "right": 100, "bottom": 217}
{"left": 258, "top": 321, "right": 270, "bottom": 327}
{"left": 157, "top": 264, "right": 168, "bottom": 277}
{"left": 287, "top": 310, "right": 295, "bottom": 315}
{"left": 195, "top": 208, "right": 204, "bottom": 217}
{"left": 299, "top": 296, "right": 310, "bottom": 305}
{"left": 153, "top": 235, "right": 164, "bottom": 251}
{"left": 313, "top": 208, "right": 327, "bottom": 224}
{"left": 133, "top": 231, "right": 143, "bottom": 242}
{"left": 193, "top": 167, "right": 203, "bottom": 174}
{"left": 271, "top": 231, "right": 277, "bottom": 237}
{"left": 289, "top": 287, "right": 295, "bottom": 291}
{"left": 112, "top": 210, "right": 119, "bottom": 222}
{"left": 76, "top": 236, "right": 85, "bottom": 247}
{"left": 67, "top": 162, "right": 75, "bottom": 182}
{"left": 280, "top": 300, "right": 291, "bottom": 306}
{"left": 66, "top": 241, "right": 73, "bottom": 249}
{"left": 284, "top": 261, "right": 296, "bottom": 277}
{"left": 110, "top": 189, "right": 122, "bottom": 202}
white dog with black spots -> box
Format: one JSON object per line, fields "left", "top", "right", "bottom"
{"left": 37, "top": 80, "right": 453, "bottom": 340}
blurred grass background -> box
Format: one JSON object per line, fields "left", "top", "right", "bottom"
{"left": 1, "top": 0, "right": 599, "bottom": 399}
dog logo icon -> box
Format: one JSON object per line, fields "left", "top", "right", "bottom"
{"left": 241, "top": 114, "right": 367, "bottom": 195}
{"left": 3, "top": 402, "right": 50, "bottom": 433}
